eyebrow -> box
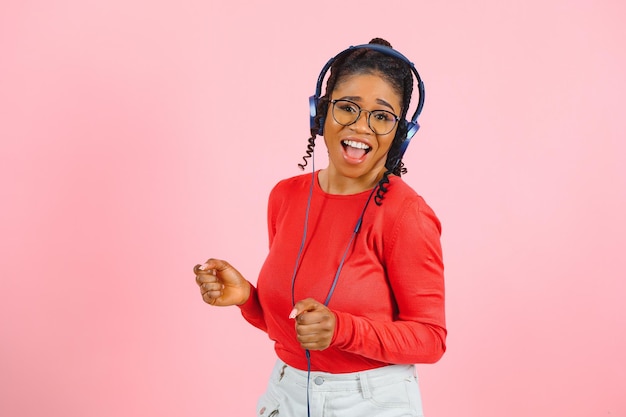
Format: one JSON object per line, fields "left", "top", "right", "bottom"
{"left": 338, "top": 96, "right": 398, "bottom": 113}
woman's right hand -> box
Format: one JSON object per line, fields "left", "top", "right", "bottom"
{"left": 194, "top": 258, "right": 251, "bottom": 306}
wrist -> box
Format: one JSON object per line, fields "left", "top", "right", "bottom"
{"left": 236, "top": 281, "right": 253, "bottom": 306}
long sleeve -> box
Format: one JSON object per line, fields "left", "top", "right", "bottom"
{"left": 238, "top": 284, "right": 268, "bottom": 332}
{"left": 236, "top": 181, "right": 284, "bottom": 333}
{"left": 331, "top": 198, "right": 446, "bottom": 364}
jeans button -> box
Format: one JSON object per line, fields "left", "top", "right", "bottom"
{"left": 314, "top": 376, "right": 324, "bottom": 385}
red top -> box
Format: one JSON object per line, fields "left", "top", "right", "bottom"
{"left": 239, "top": 171, "right": 446, "bottom": 373}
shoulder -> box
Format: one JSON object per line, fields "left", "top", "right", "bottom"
{"left": 380, "top": 176, "right": 441, "bottom": 234}
{"left": 270, "top": 172, "right": 313, "bottom": 195}
{"left": 383, "top": 177, "right": 436, "bottom": 214}
{"left": 268, "top": 172, "right": 315, "bottom": 209}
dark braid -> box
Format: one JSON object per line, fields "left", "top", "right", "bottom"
{"left": 297, "top": 136, "right": 316, "bottom": 170}
{"left": 299, "top": 38, "right": 415, "bottom": 205}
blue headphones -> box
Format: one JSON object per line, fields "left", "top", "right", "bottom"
{"left": 309, "top": 43, "right": 425, "bottom": 160}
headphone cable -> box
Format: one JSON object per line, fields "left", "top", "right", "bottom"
{"left": 290, "top": 152, "right": 379, "bottom": 416}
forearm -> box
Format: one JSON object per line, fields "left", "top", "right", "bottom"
{"left": 331, "top": 311, "right": 446, "bottom": 364}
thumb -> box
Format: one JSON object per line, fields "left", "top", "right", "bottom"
{"left": 289, "top": 298, "right": 323, "bottom": 319}
{"left": 194, "top": 258, "right": 230, "bottom": 274}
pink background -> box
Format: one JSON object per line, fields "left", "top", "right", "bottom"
{"left": 1, "top": 1, "right": 625, "bottom": 416}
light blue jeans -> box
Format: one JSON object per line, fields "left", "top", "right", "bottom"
{"left": 257, "top": 359, "right": 424, "bottom": 417}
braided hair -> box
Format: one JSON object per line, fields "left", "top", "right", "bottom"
{"left": 298, "top": 38, "right": 414, "bottom": 205}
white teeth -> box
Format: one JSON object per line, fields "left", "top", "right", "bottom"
{"left": 342, "top": 140, "right": 370, "bottom": 150}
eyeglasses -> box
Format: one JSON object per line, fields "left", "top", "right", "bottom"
{"left": 330, "top": 99, "right": 399, "bottom": 135}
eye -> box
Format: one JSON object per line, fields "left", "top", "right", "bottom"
{"left": 372, "top": 111, "right": 395, "bottom": 122}
{"left": 336, "top": 101, "right": 359, "bottom": 114}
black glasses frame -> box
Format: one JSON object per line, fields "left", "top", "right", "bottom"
{"left": 330, "top": 99, "right": 400, "bottom": 135}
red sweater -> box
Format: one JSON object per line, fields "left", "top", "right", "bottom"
{"left": 239, "top": 172, "right": 446, "bottom": 373}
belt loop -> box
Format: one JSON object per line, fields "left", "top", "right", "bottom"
{"left": 359, "top": 372, "right": 372, "bottom": 399}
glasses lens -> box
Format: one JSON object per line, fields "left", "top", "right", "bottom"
{"left": 369, "top": 110, "right": 397, "bottom": 135}
{"left": 332, "top": 100, "right": 360, "bottom": 126}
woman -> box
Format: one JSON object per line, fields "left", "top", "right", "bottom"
{"left": 195, "top": 38, "right": 446, "bottom": 417}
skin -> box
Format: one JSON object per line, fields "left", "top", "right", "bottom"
{"left": 195, "top": 72, "right": 403, "bottom": 351}
{"left": 318, "top": 72, "right": 401, "bottom": 195}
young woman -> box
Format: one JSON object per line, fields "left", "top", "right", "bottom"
{"left": 195, "top": 38, "right": 446, "bottom": 417}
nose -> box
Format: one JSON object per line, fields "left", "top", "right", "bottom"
{"left": 351, "top": 110, "right": 373, "bottom": 133}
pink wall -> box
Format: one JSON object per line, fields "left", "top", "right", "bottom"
{"left": 1, "top": 1, "right": 625, "bottom": 416}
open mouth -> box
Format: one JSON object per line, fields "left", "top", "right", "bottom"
{"left": 341, "top": 140, "right": 372, "bottom": 159}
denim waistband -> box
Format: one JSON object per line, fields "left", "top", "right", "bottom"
{"left": 272, "top": 359, "right": 417, "bottom": 393}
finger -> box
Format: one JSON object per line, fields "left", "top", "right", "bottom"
{"left": 199, "top": 281, "right": 223, "bottom": 293}
{"left": 193, "top": 257, "right": 229, "bottom": 274}
{"left": 296, "top": 333, "right": 330, "bottom": 351}
{"left": 195, "top": 273, "right": 218, "bottom": 285}
{"left": 194, "top": 264, "right": 216, "bottom": 275}
{"left": 295, "top": 322, "right": 324, "bottom": 336}
{"left": 298, "top": 309, "right": 335, "bottom": 325}
{"left": 300, "top": 342, "right": 328, "bottom": 351}
{"left": 296, "top": 332, "right": 320, "bottom": 343}
{"left": 296, "top": 318, "right": 335, "bottom": 336}
{"left": 200, "top": 283, "right": 223, "bottom": 302}
{"left": 201, "top": 291, "right": 219, "bottom": 305}
{"left": 289, "top": 298, "right": 323, "bottom": 319}
{"left": 202, "top": 258, "right": 233, "bottom": 273}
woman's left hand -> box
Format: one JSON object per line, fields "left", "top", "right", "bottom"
{"left": 290, "top": 298, "right": 336, "bottom": 351}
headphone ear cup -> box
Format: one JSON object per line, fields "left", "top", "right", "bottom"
{"left": 398, "top": 120, "right": 420, "bottom": 160}
{"left": 406, "top": 120, "right": 420, "bottom": 140}
{"left": 309, "top": 95, "right": 326, "bottom": 135}
{"left": 309, "top": 95, "right": 318, "bottom": 130}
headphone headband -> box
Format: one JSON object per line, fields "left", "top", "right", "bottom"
{"left": 312, "top": 44, "right": 425, "bottom": 123}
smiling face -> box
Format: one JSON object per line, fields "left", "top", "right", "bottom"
{"left": 321, "top": 72, "right": 402, "bottom": 194}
